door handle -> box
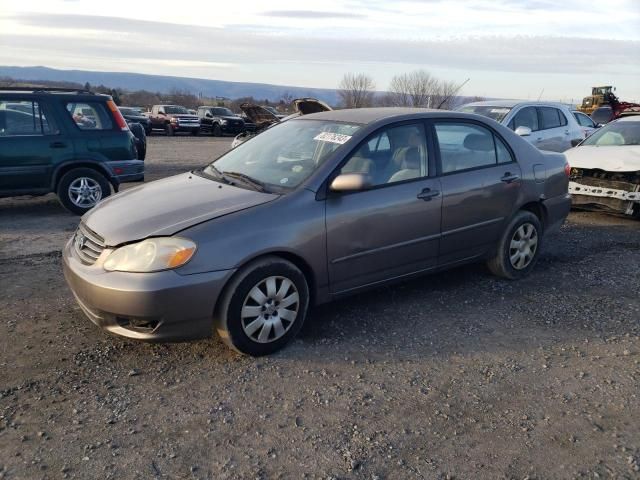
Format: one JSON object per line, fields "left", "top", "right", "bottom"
{"left": 50, "top": 141, "right": 67, "bottom": 148}
{"left": 417, "top": 188, "right": 440, "bottom": 201}
{"left": 501, "top": 172, "right": 520, "bottom": 183}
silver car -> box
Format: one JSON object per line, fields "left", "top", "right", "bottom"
{"left": 63, "top": 108, "right": 571, "bottom": 356}
{"left": 458, "top": 101, "right": 585, "bottom": 152}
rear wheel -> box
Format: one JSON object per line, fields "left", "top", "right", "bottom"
{"left": 57, "top": 168, "right": 111, "bottom": 215}
{"left": 487, "top": 210, "right": 542, "bottom": 279}
{"left": 215, "top": 256, "right": 309, "bottom": 356}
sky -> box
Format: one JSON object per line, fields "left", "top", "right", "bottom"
{"left": 0, "top": 0, "right": 639, "bottom": 102}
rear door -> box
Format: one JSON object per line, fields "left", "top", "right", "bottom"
{"left": 0, "top": 97, "right": 71, "bottom": 191}
{"left": 325, "top": 122, "right": 442, "bottom": 294}
{"left": 433, "top": 120, "right": 522, "bottom": 265}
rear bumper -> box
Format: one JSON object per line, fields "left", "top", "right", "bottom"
{"left": 62, "top": 237, "right": 235, "bottom": 342}
{"left": 543, "top": 192, "right": 572, "bottom": 234}
{"left": 107, "top": 159, "right": 144, "bottom": 183}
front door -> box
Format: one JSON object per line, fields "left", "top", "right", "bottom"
{"left": 433, "top": 120, "right": 522, "bottom": 265}
{"left": 326, "top": 122, "right": 442, "bottom": 294}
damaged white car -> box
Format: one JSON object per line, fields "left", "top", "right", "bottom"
{"left": 566, "top": 116, "right": 640, "bottom": 217}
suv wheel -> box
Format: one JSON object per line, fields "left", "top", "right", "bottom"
{"left": 215, "top": 256, "right": 309, "bottom": 356}
{"left": 487, "top": 210, "right": 542, "bottom": 279}
{"left": 165, "top": 124, "right": 174, "bottom": 136}
{"left": 57, "top": 168, "right": 111, "bottom": 215}
{"left": 212, "top": 124, "right": 222, "bottom": 137}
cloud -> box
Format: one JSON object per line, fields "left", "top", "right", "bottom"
{"left": 261, "top": 10, "right": 366, "bottom": 19}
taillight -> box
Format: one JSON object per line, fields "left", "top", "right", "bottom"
{"left": 107, "top": 100, "right": 129, "bottom": 131}
{"left": 564, "top": 163, "right": 571, "bottom": 177}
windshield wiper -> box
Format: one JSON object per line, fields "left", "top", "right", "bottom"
{"left": 222, "top": 171, "right": 268, "bottom": 192}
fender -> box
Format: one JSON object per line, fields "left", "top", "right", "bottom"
{"left": 51, "top": 160, "right": 120, "bottom": 192}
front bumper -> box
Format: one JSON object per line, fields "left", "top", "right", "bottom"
{"left": 221, "top": 123, "right": 246, "bottom": 134}
{"left": 62, "top": 237, "right": 235, "bottom": 342}
{"left": 174, "top": 123, "right": 200, "bottom": 132}
{"left": 570, "top": 180, "right": 640, "bottom": 215}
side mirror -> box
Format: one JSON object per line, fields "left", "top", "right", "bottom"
{"left": 595, "top": 123, "right": 604, "bottom": 128}
{"left": 330, "top": 173, "right": 371, "bottom": 192}
{"left": 570, "top": 138, "right": 582, "bottom": 147}
{"left": 158, "top": 110, "right": 165, "bottom": 116}
{"left": 515, "top": 126, "right": 532, "bottom": 137}
{"left": 205, "top": 112, "right": 213, "bottom": 118}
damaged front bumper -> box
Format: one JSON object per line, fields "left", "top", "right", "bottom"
{"left": 569, "top": 178, "right": 640, "bottom": 215}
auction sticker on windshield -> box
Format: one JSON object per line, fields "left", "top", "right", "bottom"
{"left": 314, "top": 132, "right": 352, "bottom": 144}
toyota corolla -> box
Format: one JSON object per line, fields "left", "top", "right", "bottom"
{"left": 63, "top": 108, "right": 571, "bottom": 356}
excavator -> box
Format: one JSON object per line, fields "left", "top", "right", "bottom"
{"left": 577, "top": 86, "right": 640, "bottom": 122}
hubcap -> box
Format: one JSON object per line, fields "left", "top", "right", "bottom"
{"left": 68, "top": 177, "right": 102, "bottom": 208}
{"left": 509, "top": 222, "right": 538, "bottom": 270}
{"left": 241, "top": 276, "right": 299, "bottom": 343}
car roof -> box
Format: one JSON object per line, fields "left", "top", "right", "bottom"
{"left": 461, "top": 100, "right": 570, "bottom": 109}
{"left": 298, "top": 107, "right": 444, "bottom": 124}
{"left": 617, "top": 115, "right": 640, "bottom": 122}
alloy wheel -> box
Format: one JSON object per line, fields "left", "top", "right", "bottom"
{"left": 68, "top": 177, "right": 102, "bottom": 208}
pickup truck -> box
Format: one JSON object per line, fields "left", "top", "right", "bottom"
{"left": 148, "top": 105, "right": 200, "bottom": 136}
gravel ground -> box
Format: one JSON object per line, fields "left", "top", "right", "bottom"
{"left": 1, "top": 136, "right": 639, "bottom": 479}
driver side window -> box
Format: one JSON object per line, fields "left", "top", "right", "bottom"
{"left": 340, "top": 124, "right": 428, "bottom": 187}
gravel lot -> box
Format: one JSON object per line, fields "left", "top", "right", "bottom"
{"left": 1, "top": 136, "right": 639, "bottom": 479}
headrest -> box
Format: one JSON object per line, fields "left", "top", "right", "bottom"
{"left": 463, "top": 133, "right": 494, "bottom": 152}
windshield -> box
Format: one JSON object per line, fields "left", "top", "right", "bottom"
{"left": 212, "top": 107, "right": 234, "bottom": 116}
{"left": 581, "top": 120, "right": 640, "bottom": 146}
{"left": 164, "top": 106, "right": 189, "bottom": 114}
{"left": 202, "top": 119, "right": 361, "bottom": 191}
{"left": 458, "top": 105, "right": 512, "bottom": 122}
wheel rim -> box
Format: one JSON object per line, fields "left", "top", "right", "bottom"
{"left": 241, "top": 276, "right": 299, "bottom": 343}
{"left": 68, "top": 177, "right": 102, "bottom": 208}
{"left": 509, "top": 222, "right": 538, "bottom": 270}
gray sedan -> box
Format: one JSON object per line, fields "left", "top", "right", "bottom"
{"left": 63, "top": 108, "right": 571, "bottom": 356}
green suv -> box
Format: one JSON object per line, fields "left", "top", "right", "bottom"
{"left": 0, "top": 88, "right": 143, "bottom": 214}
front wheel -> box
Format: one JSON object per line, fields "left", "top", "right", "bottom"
{"left": 487, "top": 211, "right": 542, "bottom": 279}
{"left": 215, "top": 257, "right": 309, "bottom": 356}
{"left": 165, "top": 124, "right": 174, "bottom": 136}
{"left": 212, "top": 124, "right": 222, "bottom": 137}
{"left": 57, "top": 168, "right": 111, "bottom": 215}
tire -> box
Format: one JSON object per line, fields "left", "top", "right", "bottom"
{"left": 56, "top": 168, "right": 111, "bottom": 215}
{"left": 165, "top": 123, "right": 174, "bottom": 136}
{"left": 215, "top": 256, "right": 309, "bottom": 356}
{"left": 191, "top": 129, "right": 199, "bottom": 136}
{"left": 212, "top": 124, "right": 222, "bottom": 137}
{"left": 486, "top": 210, "right": 543, "bottom": 280}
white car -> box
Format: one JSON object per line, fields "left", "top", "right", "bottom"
{"left": 565, "top": 116, "right": 640, "bottom": 217}
{"left": 458, "top": 100, "right": 585, "bottom": 152}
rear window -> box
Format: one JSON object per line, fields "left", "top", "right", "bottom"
{"left": 0, "top": 99, "right": 58, "bottom": 136}
{"left": 66, "top": 102, "right": 113, "bottom": 130}
{"left": 458, "top": 105, "right": 512, "bottom": 122}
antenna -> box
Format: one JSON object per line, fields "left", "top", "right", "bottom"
{"left": 436, "top": 78, "right": 470, "bottom": 109}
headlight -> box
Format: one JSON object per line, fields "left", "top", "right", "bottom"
{"left": 220, "top": 119, "right": 228, "bottom": 125}
{"left": 103, "top": 237, "right": 196, "bottom": 273}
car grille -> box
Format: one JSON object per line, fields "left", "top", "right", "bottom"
{"left": 74, "top": 223, "right": 105, "bottom": 265}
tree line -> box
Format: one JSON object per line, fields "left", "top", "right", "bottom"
{"left": 337, "top": 70, "right": 479, "bottom": 110}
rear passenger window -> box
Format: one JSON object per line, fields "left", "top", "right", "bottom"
{"left": 509, "top": 107, "right": 539, "bottom": 132}
{"left": 539, "top": 107, "right": 562, "bottom": 129}
{"left": 435, "top": 123, "right": 513, "bottom": 172}
{"left": 0, "top": 99, "right": 58, "bottom": 136}
{"left": 65, "top": 102, "right": 113, "bottom": 130}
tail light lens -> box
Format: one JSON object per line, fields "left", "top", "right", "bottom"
{"left": 564, "top": 163, "right": 571, "bottom": 177}
{"left": 107, "top": 100, "right": 129, "bottom": 131}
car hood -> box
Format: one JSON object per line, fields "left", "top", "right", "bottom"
{"left": 83, "top": 172, "right": 278, "bottom": 246}
{"left": 221, "top": 115, "right": 244, "bottom": 121}
{"left": 565, "top": 145, "right": 640, "bottom": 172}
{"left": 293, "top": 98, "right": 332, "bottom": 115}
{"left": 239, "top": 103, "right": 280, "bottom": 129}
